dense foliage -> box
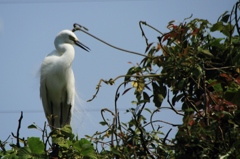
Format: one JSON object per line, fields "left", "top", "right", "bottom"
{"left": 1, "top": 1, "right": 240, "bottom": 158}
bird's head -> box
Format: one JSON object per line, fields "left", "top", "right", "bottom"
{"left": 54, "top": 30, "right": 90, "bottom": 52}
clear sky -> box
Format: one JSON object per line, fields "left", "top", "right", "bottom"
{"left": 0, "top": 0, "right": 236, "bottom": 144}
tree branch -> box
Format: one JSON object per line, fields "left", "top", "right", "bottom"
{"left": 11, "top": 111, "right": 23, "bottom": 148}
{"left": 72, "top": 23, "right": 147, "bottom": 57}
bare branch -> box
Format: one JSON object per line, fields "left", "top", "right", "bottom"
{"left": 11, "top": 111, "right": 23, "bottom": 148}
{"left": 87, "top": 74, "right": 163, "bottom": 102}
{"left": 72, "top": 23, "right": 147, "bottom": 57}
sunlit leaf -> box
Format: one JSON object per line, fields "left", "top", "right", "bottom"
{"left": 198, "top": 47, "right": 213, "bottom": 57}
{"left": 132, "top": 80, "right": 145, "bottom": 93}
{"left": 28, "top": 137, "right": 44, "bottom": 155}
{"left": 210, "top": 21, "right": 223, "bottom": 32}
{"left": 124, "top": 67, "right": 135, "bottom": 86}
{"left": 221, "top": 23, "right": 234, "bottom": 37}
{"left": 18, "top": 147, "right": 31, "bottom": 158}
{"left": 74, "top": 139, "right": 96, "bottom": 159}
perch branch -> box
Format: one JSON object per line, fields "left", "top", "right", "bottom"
{"left": 72, "top": 23, "right": 147, "bottom": 57}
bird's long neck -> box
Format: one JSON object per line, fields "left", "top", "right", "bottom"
{"left": 56, "top": 44, "right": 75, "bottom": 68}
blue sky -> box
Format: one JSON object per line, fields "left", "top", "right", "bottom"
{"left": 0, "top": 0, "right": 236, "bottom": 144}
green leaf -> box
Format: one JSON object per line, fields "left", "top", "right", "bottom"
{"left": 27, "top": 137, "right": 45, "bottom": 155}
{"left": 148, "top": 47, "right": 156, "bottom": 56}
{"left": 124, "top": 67, "right": 135, "bottom": 84}
{"left": 218, "top": 10, "right": 228, "bottom": 22}
{"left": 192, "top": 65, "right": 202, "bottom": 79}
{"left": 209, "top": 38, "right": 224, "bottom": 46}
{"left": 53, "top": 136, "right": 65, "bottom": 146}
{"left": 144, "top": 108, "right": 152, "bottom": 114}
{"left": 1, "top": 153, "right": 18, "bottom": 159}
{"left": 74, "top": 139, "right": 96, "bottom": 159}
{"left": 225, "top": 89, "right": 240, "bottom": 106}
{"left": 197, "top": 47, "right": 213, "bottom": 57}
{"left": 18, "top": 147, "right": 31, "bottom": 158}
{"left": 176, "top": 79, "right": 185, "bottom": 89}
{"left": 208, "top": 79, "right": 222, "bottom": 92}
{"left": 221, "top": 23, "right": 234, "bottom": 37}
{"left": 210, "top": 21, "right": 223, "bottom": 32}
{"left": 143, "top": 91, "right": 150, "bottom": 102}
{"left": 99, "top": 121, "right": 108, "bottom": 126}
{"left": 111, "top": 147, "right": 121, "bottom": 156}
{"left": 124, "top": 67, "right": 142, "bottom": 86}
{"left": 28, "top": 124, "right": 38, "bottom": 129}
{"left": 145, "top": 42, "right": 153, "bottom": 53}
{"left": 172, "top": 93, "right": 185, "bottom": 106}
{"left": 60, "top": 124, "right": 73, "bottom": 138}
{"left": 221, "top": 14, "right": 230, "bottom": 23}
{"left": 152, "top": 82, "right": 165, "bottom": 107}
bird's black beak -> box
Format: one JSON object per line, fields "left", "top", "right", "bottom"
{"left": 75, "top": 40, "right": 90, "bottom": 52}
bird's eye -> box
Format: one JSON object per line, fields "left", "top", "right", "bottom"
{"left": 69, "top": 35, "right": 75, "bottom": 41}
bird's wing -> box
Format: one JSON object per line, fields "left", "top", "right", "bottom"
{"left": 59, "top": 91, "right": 72, "bottom": 128}
{"left": 40, "top": 54, "right": 60, "bottom": 128}
{"left": 60, "top": 68, "right": 75, "bottom": 127}
{"left": 40, "top": 73, "right": 53, "bottom": 127}
{"left": 40, "top": 59, "right": 75, "bottom": 129}
{"left": 40, "top": 74, "right": 73, "bottom": 129}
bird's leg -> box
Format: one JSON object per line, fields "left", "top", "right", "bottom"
{"left": 50, "top": 143, "right": 59, "bottom": 158}
{"left": 67, "top": 105, "right": 72, "bottom": 125}
{"left": 60, "top": 102, "right": 63, "bottom": 128}
{"left": 50, "top": 101, "right": 54, "bottom": 128}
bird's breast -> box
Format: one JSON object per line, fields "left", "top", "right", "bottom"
{"left": 40, "top": 52, "right": 75, "bottom": 104}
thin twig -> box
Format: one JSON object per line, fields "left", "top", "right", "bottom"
{"left": 150, "top": 109, "right": 159, "bottom": 131}
{"left": 16, "top": 111, "right": 23, "bottom": 148}
{"left": 202, "top": 61, "right": 209, "bottom": 126}
{"left": 204, "top": 65, "right": 236, "bottom": 70}
{"left": 110, "top": 111, "right": 119, "bottom": 148}
{"left": 235, "top": 2, "right": 240, "bottom": 35}
{"left": 183, "top": 14, "right": 193, "bottom": 21}
{"left": 137, "top": 97, "right": 152, "bottom": 120}
{"left": 139, "top": 21, "right": 164, "bottom": 35}
{"left": 133, "top": 108, "right": 154, "bottom": 159}
{"left": 167, "top": 90, "right": 184, "bottom": 116}
{"left": 101, "top": 108, "right": 115, "bottom": 128}
{"left": 42, "top": 122, "right": 47, "bottom": 153}
{"left": 0, "top": 135, "right": 10, "bottom": 153}
{"left": 139, "top": 21, "right": 149, "bottom": 45}
{"left": 163, "top": 128, "right": 172, "bottom": 144}
{"left": 72, "top": 23, "right": 147, "bottom": 57}
{"left": 143, "top": 119, "right": 180, "bottom": 128}
{"left": 114, "top": 81, "right": 129, "bottom": 137}
{"left": 87, "top": 74, "right": 163, "bottom": 102}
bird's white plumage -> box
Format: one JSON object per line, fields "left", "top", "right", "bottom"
{"left": 40, "top": 30, "right": 89, "bottom": 129}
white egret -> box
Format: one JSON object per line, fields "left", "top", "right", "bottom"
{"left": 40, "top": 30, "right": 90, "bottom": 129}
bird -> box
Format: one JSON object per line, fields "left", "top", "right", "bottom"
{"left": 40, "top": 30, "right": 90, "bottom": 129}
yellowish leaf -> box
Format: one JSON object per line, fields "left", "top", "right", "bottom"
{"left": 132, "top": 81, "right": 145, "bottom": 92}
